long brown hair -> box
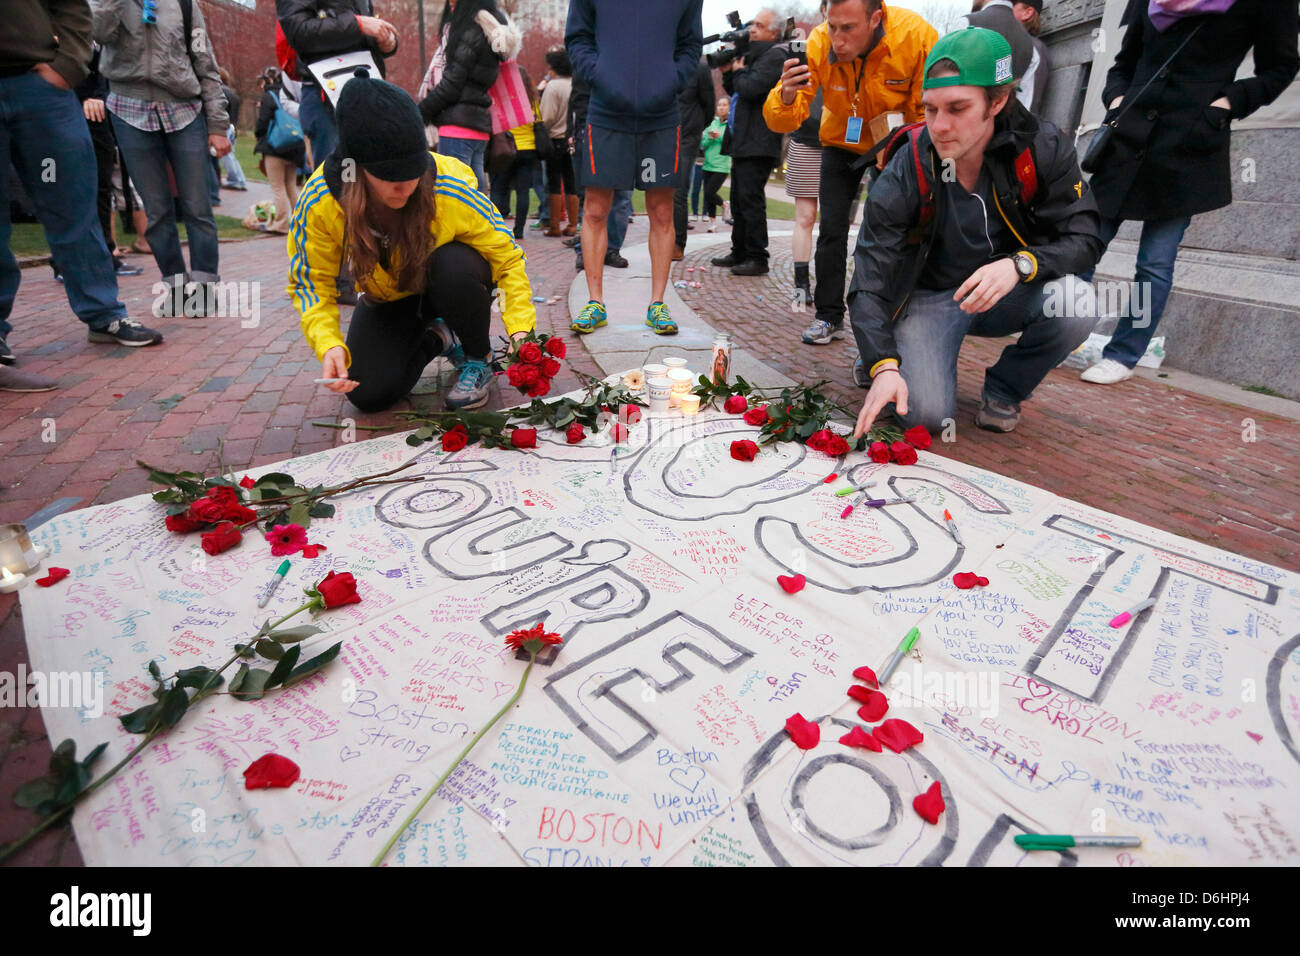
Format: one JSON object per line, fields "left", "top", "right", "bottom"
{"left": 338, "top": 167, "right": 439, "bottom": 293}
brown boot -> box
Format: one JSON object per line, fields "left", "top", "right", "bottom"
{"left": 563, "top": 194, "right": 580, "bottom": 236}
{"left": 543, "top": 196, "right": 564, "bottom": 236}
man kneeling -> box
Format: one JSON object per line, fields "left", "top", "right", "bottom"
{"left": 849, "top": 28, "right": 1100, "bottom": 439}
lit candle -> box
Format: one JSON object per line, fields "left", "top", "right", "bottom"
{"left": 679, "top": 393, "right": 701, "bottom": 416}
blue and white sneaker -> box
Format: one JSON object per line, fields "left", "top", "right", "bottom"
{"left": 445, "top": 358, "right": 493, "bottom": 410}
{"left": 427, "top": 318, "right": 466, "bottom": 369}
{"left": 801, "top": 319, "right": 845, "bottom": 345}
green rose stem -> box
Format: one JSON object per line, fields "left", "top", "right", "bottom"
{"left": 0, "top": 600, "right": 320, "bottom": 864}
{"left": 371, "top": 647, "right": 539, "bottom": 867}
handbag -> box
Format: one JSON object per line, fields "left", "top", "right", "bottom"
{"left": 533, "top": 121, "right": 555, "bottom": 161}
{"left": 1081, "top": 21, "right": 1204, "bottom": 175}
{"left": 488, "top": 129, "right": 517, "bottom": 177}
{"left": 266, "top": 98, "right": 304, "bottom": 153}
{"left": 488, "top": 59, "right": 535, "bottom": 134}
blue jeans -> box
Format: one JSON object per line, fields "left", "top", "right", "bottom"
{"left": 1089, "top": 215, "right": 1191, "bottom": 368}
{"left": 299, "top": 85, "right": 337, "bottom": 170}
{"left": 534, "top": 162, "right": 549, "bottom": 222}
{"left": 690, "top": 162, "right": 705, "bottom": 216}
{"left": 888, "top": 278, "right": 1097, "bottom": 430}
{"left": 608, "top": 189, "right": 632, "bottom": 252}
{"left": 0, "top": 72, "right": 126, "bottom": 336}
{"left": 112, "top": 112, "right": 220, "bottom": 285}
{"left": 220, "top": 125, "right": 247, "bottom": 187}
{"left": 438, "top": 135, "right": 487, "bottom": 192}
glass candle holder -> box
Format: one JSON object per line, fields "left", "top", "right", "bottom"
{"left": 679, "top": 393, "right": 701, "bottom": 416}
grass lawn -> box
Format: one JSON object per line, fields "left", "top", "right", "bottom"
{"left": 10, "top": 214, "right": 263, "bottom": 259}
{"left": 628, "top": 185, "right": 795, "bottom": 220}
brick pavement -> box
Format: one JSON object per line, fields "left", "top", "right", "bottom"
{"left": 1, "top": 213, "right": 1297, "bottom": 865}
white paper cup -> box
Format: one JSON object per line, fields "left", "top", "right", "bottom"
{"left": 646, "top": 376, "right": 672, "bottom": 415}
{"left": 662, "top": 356, "right": 689, "bottom": 370}
{"left": 642, "top": 363, "right": 668, "bottom": 383}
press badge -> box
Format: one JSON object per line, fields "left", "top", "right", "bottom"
{"left": 845, "top": 116, "right": 863, "bottom": 145}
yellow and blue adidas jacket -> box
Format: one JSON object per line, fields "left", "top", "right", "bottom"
{"left": 286, "top": 152, "right": 536, "bottom": 367}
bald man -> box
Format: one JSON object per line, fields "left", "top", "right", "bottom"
{"left": 711, "top": 8, "right": 788, "bottom": 275}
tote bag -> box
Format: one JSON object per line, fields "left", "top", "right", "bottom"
{"left": 489, "top": 59, "right": 534, "bottom": 135}
{"left": 267, "top": 99, "right": 304, "bottom": 153}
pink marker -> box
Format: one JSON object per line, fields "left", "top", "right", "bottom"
{"left": 1109, "top": 596, "right": 1156, "bottom": 628}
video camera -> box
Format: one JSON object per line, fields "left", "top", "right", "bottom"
{"left": 704, "top": 11, "right": 797, "bottom": 69}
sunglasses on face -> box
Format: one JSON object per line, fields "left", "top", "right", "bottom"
{"left": 142, "top": 0, "right": 158, "bottom": 25}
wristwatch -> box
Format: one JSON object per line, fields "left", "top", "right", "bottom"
{"left": 1011, "top": 252, "right": 1035, "bottom": 282}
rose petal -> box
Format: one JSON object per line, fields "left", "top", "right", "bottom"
{"left": 952, "top": 572, "right": 982, "bottom": 590}
{"left": 300, "top": 544, "right": 326, "bottom": 558}
{"left": 977, "top": 576, "right": 989, "bottom": 586}
{"left": 856, "top": 690, "right": 889, "bottom": 723}
{"left": 852, "top": 665, "right": 879, "bottom": 688}
{"left": 784, "top": 713, "right": 820, "bottom": 750}
{"left": 239, "top": 475, "right": 256, "bottom": 489}
{"left": 839, "top": 726, "right": 883, "bottom": 751}
{"left": 777, "top": 573, "right": 806, "bottom": 594}
{"left": 912, "top": 780, "right": 945, "bottom": 824}
{"left": 847, "top": 684, "right": 873, "bottom": 704}
{"left": 35, "top": 567, "right": 71, "bottom": 587}
{"left": 873, "top": 718, "right": 924, "bottom": 754}
{"left": 242, "top": 753, "right": 301, "bottom": 790}
{"left": 824, "top": 473, "right": 837, "bottom": 484}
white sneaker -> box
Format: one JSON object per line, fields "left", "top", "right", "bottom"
{"left": 707, "top": 218, "right": 717, "bottom": 232}
{"left": 1080, "top": 358, "right": 1134, "bottom": 384}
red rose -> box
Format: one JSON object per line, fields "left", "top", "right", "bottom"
{"left": 511, "top": 428, "right": 537, "bottom": 449}
{"left": 243, "top": 753, "right": 301, "bottom": 790}
{"left": 223, "top": 504, "right": 258, "bottom": 525}
{"left": 541, "top": 357, "right": 562, "bottom": 378}
{"left": 200, "top": 521, "right": 242, "bottom": 556}
{"left": 618, "top": 404, "right": 642, "bottom": 425}
{"left": 187, "top": 496, "right": 227, "bottom": 524}
{"left": 205, "top": 486, "right": 239, "bottom": 506}
{"left": 744, "top": 406, "right": 770, "bottom": 427}
{"left": 518, "top": 364, "right": 540, "bottom": 387}
{"left": 824, "top": 435, "right": 851, "bottom": 457}
{"left": 890, "top": 441, "right": 918, "bottom": 465}
{"left": 528, "top": 378, "right": 551, "bottom": 398}
{"left": 441, "top": 427, "right": 468, "bottom": 452}
{"left": 730, "top": 439, "right": 759, "bottom": 462}
{"left": 565, "top": 423, "right": 586, "bottom": 444}
{"left": 544, "top": 337, "right": 566, "bottom": 359}
{"left": 315, "top": 570, "right": 361, "bottom": 608}
{"left": 869, "top": 441, "right": 891, "bottom": 463}
{"left": 904, "top": 425, "right": 932, "bottom": 450}
{"left": 519, "top": 341, "right": 543, "bottom": 364}
{"left": 610, "top": 423, "right": 629, "bottom": 443}
{"left": 807, "top": 428, "right": 832, "bottom": 450}
{"left": 165, "top": 513, "right": 204, "bottom": 533}
{"left": 506, "top": 364, "right": 524, "bottom": 387}
{"left": 723, "top": 394, "right": 748, "bottom": 414}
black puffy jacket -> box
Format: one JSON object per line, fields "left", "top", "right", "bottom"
{"left": 847, "top": 100, "right": 1102, "bottom": 372}
{"left": 275, "top": 0, "right": 396, "bottom": 79}
{"left": 720, "top": 40, "right": 786, "bottom": 161}
{"left": 418, "top": 10, "right": 514, "bottom": 135}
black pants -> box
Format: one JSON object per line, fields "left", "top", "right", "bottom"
{"left": 345, "top": 242, "right": 493, "bottom": 413}
{"left": 729, "top": 156, "right": 775, "bottom": 263}
{"left": 672, "top": 134, "right": 701, "bottom": 249}
{"left": 545, "top": 141, "right": 574, "bottom": 195}
{"left": 815, "top": 146, "right": 869, "bottom": 326}
{"left": 702, "top": 170, "right": 727, "bottom": 217}
{"left": 490, "top": 149, "right": 537, "bottom": 237}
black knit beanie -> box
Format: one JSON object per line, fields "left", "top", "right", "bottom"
{"left": 336, "top": 68, "right": 431, "bottom": 182}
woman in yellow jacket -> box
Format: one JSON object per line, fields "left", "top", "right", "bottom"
{"left": 287, "top": 71, "right": 536, "bottom": 413}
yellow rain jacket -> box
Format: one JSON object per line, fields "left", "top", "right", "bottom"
{"left": 287, "top": 152, "right": 535, "bottom": 366}
{"left": 763, "top": 7, "right": 936, "bottom": 155}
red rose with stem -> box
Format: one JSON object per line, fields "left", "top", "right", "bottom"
{"left": 904, "top": 425, "right": 932, "bottom": 450}
{"left": 723, "top": 394, "right": 748, "bottom": 414}
{"left": 441, "top": 424, "right": 468, "bottom": 452}
{"left": 545, "top": 337, "right": 566, "bottom": 359}
{"left": 201, "top": 521, "right": 242, "bottom": 556}
{"left": 869, "top": 441, "right": 891, "bottom": 463}
{"left": 518, "top": 341, "right": 543, "bottom": 364}
{"left": 566, "top": 422, "right": 586, "bottom": 444}
{"left": 890, "top": 441, "right": 918, "bottom": 466}
{"left": 744, "top": 406, "right": 770, "bottom": 427}
{"left": 541, "top": 357, "right": 562, "bottom": 378}
{"left": 730, "top": 439, "right": 759, "bottom": 462}
{"left": 306, "top": 570, "right": 361, "bottom": 610}
{"left": 373, "top": 622, "right": 565, "bottom": 866}
{"left": 165, "top": 513, "right": 205, "bottom": 533}
{"left": 528, "top": 379, "right": 551, "bottom": 398}
{"left": 823, "top": 434, "right": 850, "bottom": 457}
{"left": 511, "top": 428, "right": 537, "bottom": 449}
{"left": 807, "top": 429, "right": 832, "bottom": 450}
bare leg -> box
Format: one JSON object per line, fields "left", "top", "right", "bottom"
{"left": 581, "top": 186, "right": 613, "bottom": 303}
{"left": 792, "top": 197, "right": 817, "bottom": 262}
{"left": 644, "top": 187, "right": 675, "bottom": 304}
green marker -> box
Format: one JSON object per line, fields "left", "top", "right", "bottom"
{"left": 835, "top": 480, "right": 877, "bottom": 497}
{"left": 1015, "top": 834, "right": 1142, "bottom": 851}
{"left": 257, "top": 559, "right": 291, "bottom": 609}
{"left": 878, "top": 626, "right": 920, "bottom": 685}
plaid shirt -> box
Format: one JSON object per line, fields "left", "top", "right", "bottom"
{"left": 106, "top": 92, "right": 202, "bottom": 133}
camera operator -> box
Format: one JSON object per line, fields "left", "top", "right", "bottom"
{"left": 763, "top": 0, "right": 935, "bottom": 348}
{"left": 710, "top": 9, "right": 788, "bottom": 276}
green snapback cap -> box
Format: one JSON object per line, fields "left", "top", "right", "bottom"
{"left": 922, "top": 27, "right": 1016, "bottom": 90}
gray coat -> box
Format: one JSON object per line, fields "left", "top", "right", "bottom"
{"left": 91, "top": 0, "right": 228, "bottom": 132}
